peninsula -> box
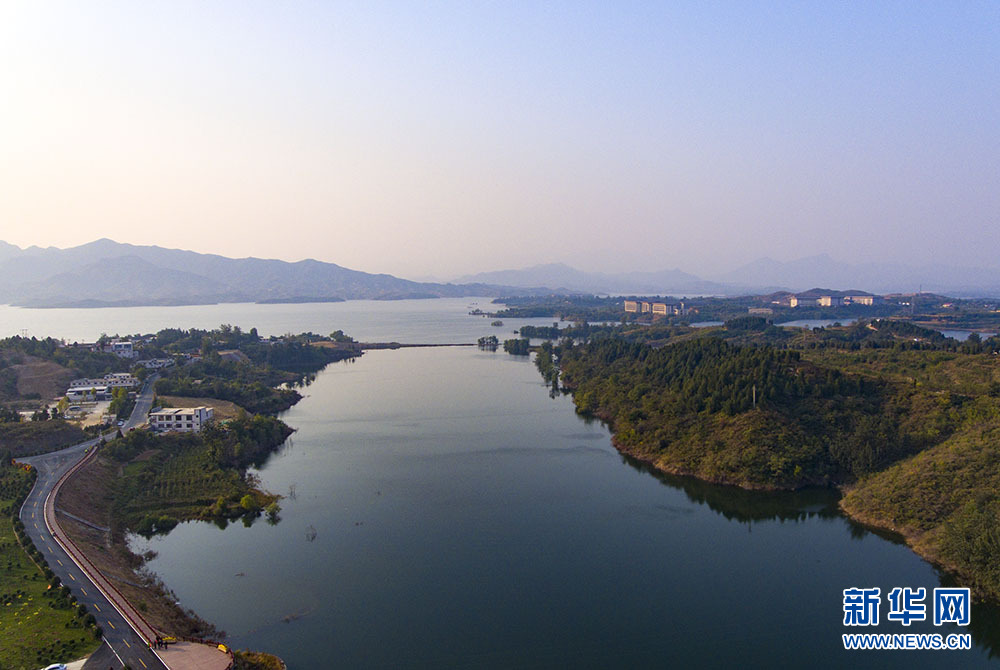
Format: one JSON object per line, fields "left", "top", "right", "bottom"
{"left": 1, "top": 325, "right": 361, "bottom": 667}
{"left": 527, "top": 318, "right": 1000, "bottom": 601}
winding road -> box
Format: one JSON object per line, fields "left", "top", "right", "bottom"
{"left": 19, "top": 377, "right": 169, "bottom": 670}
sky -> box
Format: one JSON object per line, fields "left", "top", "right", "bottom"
{"left": 1, "top": 1, "right": 998, "bottom": 280}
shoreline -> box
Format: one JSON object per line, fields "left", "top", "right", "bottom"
{"left": 603, "top": 414, "right": 989, "bottom": 603}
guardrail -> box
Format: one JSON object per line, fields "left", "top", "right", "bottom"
{"left": 44, "top": 437, "right": 162, "bottom": 641}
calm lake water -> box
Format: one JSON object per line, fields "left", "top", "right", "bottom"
{"left": 7, "top": 299, "right": 999, "bottom": 667}
{"left": 0, "top": 298, "right": 562, "bottom": 344}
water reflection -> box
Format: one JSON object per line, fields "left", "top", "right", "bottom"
{"left": 619, "top": 452, "right": 841, "bottom": 524}
{"left": 621, "top": 451, "right": 1000, "bottom": 660}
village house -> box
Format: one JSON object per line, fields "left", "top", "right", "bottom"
{"left": 104, "top": 339, "right": 137, "bottom": 359}
{"left": 148, "top": 406, "right": 214, "bottom": 433}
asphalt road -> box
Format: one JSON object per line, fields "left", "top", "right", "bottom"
{"left": 19, "top": 376, "right": 168, "bottom": 670}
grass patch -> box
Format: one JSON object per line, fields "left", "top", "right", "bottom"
{"left": 0, "top": 466, "right": 101, "bottom": 669}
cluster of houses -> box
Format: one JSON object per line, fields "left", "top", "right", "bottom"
{"left": 57, "top": 335, "right": 216, "bottom": 433}
{"left": 624, "top": 300, "right": 692, "bottom": 316}
{"left": 64, "top": 338, "right": 139, "bottom": 358}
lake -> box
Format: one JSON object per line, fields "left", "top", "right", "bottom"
{"left": 8, "top": 299, "right": 998, "bottom": 667}
{"left": 0, "top": 298, "right": 564, "bottom": 344}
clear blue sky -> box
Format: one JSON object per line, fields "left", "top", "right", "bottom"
{"left": 1, "top": 1, "right": 997, "bottom": 278}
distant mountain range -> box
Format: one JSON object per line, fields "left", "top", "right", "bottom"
{"left": 1, "top": 240, "right": 998, "bottom": 308}
{"left": 457, "top": 256, "right": 1000, "bottom": 298}
{"left": 454, "top": 263, "right": 743, "bottom": 296}
{"left": 0, "top": 239, "right": 526, "bottom": 308}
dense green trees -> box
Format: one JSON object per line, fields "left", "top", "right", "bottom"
{"left": 554, "top": 336, "right": 934, "bottom": 488}
{"left": 152, "top": 325, "right": 359, "bottom": 413}
{"left": 519, "top": 325, "right": 562, "bottom": 339}
{"left": 503, "top": 339, "right": 531, "bottom": 355}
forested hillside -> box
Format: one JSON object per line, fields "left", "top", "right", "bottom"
{"left": 550, "top": 332, "right": 1000, "bottom": 598}
{"left": 556, "top": 337, "right": 956, "bottom": 489}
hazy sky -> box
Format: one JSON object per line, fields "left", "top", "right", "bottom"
{"left": 1, "top": 1, "right": 998, "bottom": 279}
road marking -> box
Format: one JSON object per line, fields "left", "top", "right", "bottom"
{"left": 93, "top": 603, "right": 101, "bottom": 612}
{"left": 69, "top": 573, "right": 76, "bottom": 581}
{"left": 33, "top": 522, "right": 38, "bottom": 528}
{"left": 139, "top": 659, "right": 147, "bottom": 668}
{"left": 57, "top": 559, "right": 63, "bottom": 566}
{"left": 81, "top": 587, "right": 87, "bottom": 595}
{"left": 124, "top": 639, "right": 130, "bottom": 648}
{"left": 107, "top": 619, "right": 116, "bottom": 630}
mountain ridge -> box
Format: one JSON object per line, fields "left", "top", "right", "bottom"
{"left": 0, "top": 239, "right": 536, "bottom": 307}
{"left": 2, "top": 239, "right": 999, "bottom": 307}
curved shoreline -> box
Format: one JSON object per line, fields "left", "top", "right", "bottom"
{"left": 603, "top": 415, "right": 989, "bottom": 603}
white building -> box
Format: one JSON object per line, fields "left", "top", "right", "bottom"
{"left": 106, "top": 340, "right": 137, "bottom": 359}
{"left": 137, "top": 358, "right": 175, "bottom": 369}
{"left": 66, "top": 385, "right": 111, "bottom": 402}
{"left": 148, "top": 407, "right": 214, "bottom": 432}
{"left": 844, "top": 294, "right": 880, "bottom": 306}
{"left": 69, "top": 373, "right": 139, "bottom": 390}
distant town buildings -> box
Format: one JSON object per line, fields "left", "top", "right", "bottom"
{"left": 148, "top": 406, "right": 214, "bottom": 433}
{"left": 748, "top": 307, "right": 774, "bottom": 316}
{"left": 787, "top": 290, "right": 883, "bottom": 308}
{"left": 624, "top": 300, "right": 690, "bottom": 316}
{"left": 843, "top": 294, "right": 880, "bottom": 306}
